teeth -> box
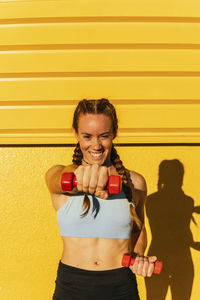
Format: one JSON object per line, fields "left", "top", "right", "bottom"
{"left": 90, "top": 152, "right": 103, "bottom": 158}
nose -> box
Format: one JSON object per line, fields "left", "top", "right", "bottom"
{"left": 92, "top": 137, "right": 102, "bottom": 150}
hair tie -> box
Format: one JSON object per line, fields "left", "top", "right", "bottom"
{"left": 129, "top": 201, "right": 136, "bottom": 208}
{"left": 82, "top": 159, "right": 91, "bottom": 165}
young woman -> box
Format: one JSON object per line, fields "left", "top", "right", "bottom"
{"left": 45, "top": 98, "right": 157, "bottom": 300}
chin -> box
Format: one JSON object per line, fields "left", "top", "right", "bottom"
{"left": 85, "top": 151, "right": 110, "bottom": 165}
{"left": 90, "top": 159, "right": 104, "bottom": 165}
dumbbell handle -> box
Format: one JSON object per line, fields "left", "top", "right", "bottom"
{"left": 122, "top": 254, "right": 163, "bottom": 274}
{"left": 61, "top": 172, "right": 121, "bottom": 194}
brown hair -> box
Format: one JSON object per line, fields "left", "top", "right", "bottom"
{"left": 72, "top": 98, "right": 142, "bottom": 254}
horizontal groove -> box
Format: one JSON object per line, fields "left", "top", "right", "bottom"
{"left": 1, "top": 16, "right": 200, "bottom": 24}
{"left": 0, "top": 143, "right": 77, "bottom": 147}
{"left": 1, "top": 44, "right": 200, "bottom": 51}
{"left": 0, "top": 128, "right": 72, "bottom": 133}
{"left": 1, "top": 99, "right": 200, "bottom": 106}
{"left": 1, "top": 143, "right": 200, "bottom": 147}
{"left": 115, "top": 143, "right": 200, "bottom": 146}
{"left": 1, "top": 71, "right": 200, "bottom": 78}
{"left": 119, "top": 128, "right": 200, "bottom": 133}
{"left": 1, "top": 128, "right": 200, "bottom": 134}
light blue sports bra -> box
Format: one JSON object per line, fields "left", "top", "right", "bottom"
{"left": 57, "top": 190, "right": 133, "bottom": 239}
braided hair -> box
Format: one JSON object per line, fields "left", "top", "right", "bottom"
{"left": 72, "top": 98, "right": 143, "bottom": 254}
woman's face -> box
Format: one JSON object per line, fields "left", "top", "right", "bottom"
{"left": 75, "top": 113, "right": 114, "bottom": 166}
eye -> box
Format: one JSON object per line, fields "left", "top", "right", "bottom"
{"left": 83, "top": 135, "right": 91, "bottom": 139}
{"left": 101, "top": 135, "right": 109, "bottom": 139}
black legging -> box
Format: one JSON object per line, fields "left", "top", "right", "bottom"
{"left": 53, "top": 260, "right": 140, "bottom": 300}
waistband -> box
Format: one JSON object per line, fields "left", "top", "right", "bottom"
{"left": 57, "top": 260, "right": 133, "bottom": 283}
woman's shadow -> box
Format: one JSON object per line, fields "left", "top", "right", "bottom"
{"left": 145, "top": 159, "right": 200, "bottom": 300}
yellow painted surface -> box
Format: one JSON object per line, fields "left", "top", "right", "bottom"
{"left": 0, "top": 1, "right": 200, "bottom": 300}
{"left": 1, "top": 0, "right": 200, "bottom": 144}
{"left": 0, "top": 0, "right": 200, "bottom": 18}
{"left": 1, "top": 22, "right": 200, "bottom": 46}
{"left": 0, "top": 145, "right": 200, "bottom": 299}
{"left": 2, "top": 50, "right": 200, "bottom": 73}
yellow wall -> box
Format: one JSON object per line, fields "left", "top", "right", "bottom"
{"left": 1, "top": 146, "right": 200, "bottom": 299}
{"left": 1, "top": 0, "right": 200, "bottom": 144}
{"left": 0, "top": 1, "right": 200, "bottom": 299}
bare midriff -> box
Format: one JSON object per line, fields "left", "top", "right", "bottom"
{"left": 60, "top": 236, "right": 129, "bottom": 270}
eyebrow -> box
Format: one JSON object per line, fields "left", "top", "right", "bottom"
{"left": 81, "top": 131, "right": 111, "bottom": 136}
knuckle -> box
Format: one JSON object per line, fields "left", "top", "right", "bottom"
{"left": 78, "top": 178, "right": 83, "bottom": 184}
{"left": 89, "top": 186, "right": 95, "bottom": 190}
{"left": 83, "top": 184, "right": 89, "bottom": 189}
{"left": 131, "top": 267, "right": 136, "bottom": 274}
{"left": 77, "top": 184, "right": 83, "bottom": 191}
{"left": 89, "top": 187, "right": 96, "bottom": 194}
{"left": 97, "top": 184, "right": 104, "bottom": 190}
{"left": 77, "top": 165, "right": 84, "bottom": 173}
{"left": 100, "top": 166, "right": 108, "bottom": 173}
{"left": 92, "top": 164, "right": 99, "bottom": 170}
{"left": 89, "top": 184, "right": 96, "bottom": 189}
{"left": 85, "top": 165, "right": 91, "bottom": 172}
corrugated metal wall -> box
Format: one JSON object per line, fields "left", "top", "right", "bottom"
{"left": 1, "top": 0, "right": 200, "bottom": 144}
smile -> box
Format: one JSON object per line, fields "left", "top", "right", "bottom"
{"left": 89, "top": 151, "right": 104, "bottom": 159}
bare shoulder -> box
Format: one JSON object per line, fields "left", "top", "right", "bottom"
{"left": 45, "top": 164, "right": 76, "bottom": 185}
{"left": 45, "top": 164, "right": 65, "bottom": 190}
{"left": 45, "top": 163, "right": 76, "bottom": 176}
{"left": 45, "top": 164, "right": 65, "bottom": 178}
{"left": 129, "top": 170, "right": 147, "bottom": 193}
{"left": 45, "top": 163, "right": 78, "bottom": 193}
{"left": 45, "top": 164, "right": 74, "bottom": 211}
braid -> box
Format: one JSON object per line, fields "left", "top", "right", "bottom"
{"left": 111, "top": 145, "right": 143, "bottom": 254}
{"left": 72, "top": 142, "right": 83, "bottom": 166}
{"left": 72, "top": 142, "right": 91, "bottom": 217}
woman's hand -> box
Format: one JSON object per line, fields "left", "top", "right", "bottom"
{"left": 74, "top": 164, "right": 110, "bottom": 199}
{"left": 130, "top": 255, "right": 157, "bottom": 277}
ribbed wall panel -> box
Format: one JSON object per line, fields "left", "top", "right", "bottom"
{"left": 0, "top": 0, "right": 200, "bottom": 18}
{"left": 1, "top": 23, "right": 200, "bottom": 46}
{"left": 1, "top": 50, "right": 200, "bottom": 73}
{"left": 0, "top": 0, "right": 200, "bottom": 144}
{"left": 1, "top": 103, "right": 200, "bottom": 143}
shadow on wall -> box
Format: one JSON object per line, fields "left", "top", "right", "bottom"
{"left": 145, "top": 159, "right": 200, "bottom": 300}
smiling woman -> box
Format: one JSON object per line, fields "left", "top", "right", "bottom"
{"left": 45, "top": 98, "right": 157, "bottom": 300}
{"left": 74, "top": 113, "right": 113, "bottom": 166}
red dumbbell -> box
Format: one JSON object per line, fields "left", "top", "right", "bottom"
{"left": 61, "top": 172, "right": 121, "bottom": 194}
{"left": 122, "top": 254, "right": 163, "bottom": 274}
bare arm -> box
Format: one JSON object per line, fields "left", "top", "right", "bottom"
{"left": 129, "top": 171, "right": 147, "bottom": 255}
{"left": 129, "top": 171, "right": 157, "bottom": 277}
{"left": 45, "top": 164, "right": 78, "bottom": 194}
{"left": 134, "top": 225, "right": 147, "bottom": 256}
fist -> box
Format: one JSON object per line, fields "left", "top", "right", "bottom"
{"left": 130, "top": 255, "right": 158, "bottom": 277}
{"left": 74, "top": 164, "right": 110, "bottom": 199}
